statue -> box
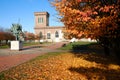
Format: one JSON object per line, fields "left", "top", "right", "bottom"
{"left": 11, "top": 23, "right": 24, "bottom": 41}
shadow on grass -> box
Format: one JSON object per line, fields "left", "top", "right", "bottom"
{"left": 69, "top": 66, "right": 120, "bottom": 80}
{"left": 68, "top": 42, "right": 120, "bottom": 79}
{"left": 71, "top": 43, "right": 103, "bottom": 54}
{"left": 71, "top": 42, "right": 118, "bottom": 65}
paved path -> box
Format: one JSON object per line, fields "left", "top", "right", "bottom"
{"left": 0, "top": 42, "right": 68, "bottom": 72}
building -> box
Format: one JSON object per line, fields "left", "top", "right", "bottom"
{"left": 34, "top": 12, "right": 96, "bottom": 42}
{"left": 34, "top": 12, "right": 65, "bottom": 42}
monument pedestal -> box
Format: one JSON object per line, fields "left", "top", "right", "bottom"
{"left": 11, "top": 41, "right": 23, "bottom": 50}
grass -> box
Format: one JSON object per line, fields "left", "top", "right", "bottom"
{"left": 23, "top": 42, "right": 52, "bottom": 46}
{"left": 30, "top": 52, "right": 63, "bottom": 61}
{"left": 23, "top": 42, "right": 42, "bottom": 46}
{"left": 60, "top": 41, "right": 96, "bottom": 50}
{"left": 0, "top": 45, "right": 9, "bottom": 49}
{"left": 0, "top": 42, "right": 52, "bottom": 49}
{"left": 1, "top": 41, "right": 120, "bottom": 79}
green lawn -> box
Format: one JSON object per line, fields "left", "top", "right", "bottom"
{"left": 0, "top": 42, "right": 52, "bottom": 49}
{"left": 60, "top": 41, "right": 96, "bottom": 50}
{"left": 23, "top": 42, "right": 41, "bottom": 46}
{"left": 0, "top": 45, "right": 9, "bottom": 49}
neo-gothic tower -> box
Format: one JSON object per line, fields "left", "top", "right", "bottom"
{"left": 34, "top": 12, "right": 49, "bottom": 28}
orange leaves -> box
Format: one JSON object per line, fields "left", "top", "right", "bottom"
{"left": 0, "top": 31, "right": 15, "bottom": 40}
{"left": 24, "top": 32, "right": 35, "bottom": 40}
{"left": 1, "top": 52, "right": 120, "bottom": 79}
{"left": 77, "top": 0, "right": 88, "bottom": 3}
{"left": 51, "top": 0, "right": 120, "bottom": 40}
{"left": 93, "top": 11, "right": 98, "bottom": 15}
{"left": 0, "top": 32, "right": 6, "bottom": 40}
{"left": 34, "top": 34, "right": 40, "bottom": 40}
{"left": 77, "top": 0, "right": 81, "bottom": 2}
{"left": 99, "top": 5, "right": 114, "bottom": 12}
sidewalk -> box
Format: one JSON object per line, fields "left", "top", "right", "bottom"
{"left": 0, "top": 42, "right": 68, "bottom": 72}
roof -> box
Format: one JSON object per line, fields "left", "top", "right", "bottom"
{"left": 34, "top": 12, "right": 49, "bottom": 16}
{"left": 34, "top": 26, "right": 65, "bottom": 29}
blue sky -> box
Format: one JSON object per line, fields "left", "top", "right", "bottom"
{"left": 0, "top": 0, "right": 64, "bottom": 33}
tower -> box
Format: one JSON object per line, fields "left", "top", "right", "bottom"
{"left": 34, "top": 12, "right": 49, "bottom": 28}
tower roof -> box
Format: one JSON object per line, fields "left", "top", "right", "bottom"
{"left": 34, "top": 12, "right": 49, "bottom": 17}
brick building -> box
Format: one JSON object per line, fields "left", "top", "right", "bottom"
{"left": 34, "top": 12, "right": 65, "bottom": 42}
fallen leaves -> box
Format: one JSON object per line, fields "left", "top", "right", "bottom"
{"left": 0, "top": 52, "right": 120, "bottom": 80}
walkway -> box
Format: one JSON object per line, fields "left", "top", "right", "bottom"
{"left": 0, "top": 42, "right": 68, "bottom": 72}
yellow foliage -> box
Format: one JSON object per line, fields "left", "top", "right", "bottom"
{"left": 1, "top": 52, "right": 120, "bottom": 80}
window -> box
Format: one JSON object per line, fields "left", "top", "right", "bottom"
{"left": 38, "top": 17, "right": 43, "bottom": 23}
{"left": 39, "top": 32, "right": 43, "bottom": 39}
{"left": 55, "top": 31, "right": 59, "bottom": 38}
{"left": 47, "top": 33, "right": 51, "bottom": 39}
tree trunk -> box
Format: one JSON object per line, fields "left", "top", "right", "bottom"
{"left": 6, "top": 40, "right": 8, "bottom": 45}
{"left": 113, "top": 47, "right": 120, "bottom": 64}
{"left": 104, "top": 46, "right": 110, "bottom": 56}
{"left": 99, "top": 37, "right": 110, "bottom": 56}
{"left": 0, "top": 40, "right": 1, "bottom": 46}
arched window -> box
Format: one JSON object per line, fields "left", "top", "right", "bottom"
{"left": 39, "top": 32, "right": 43, "bottom": 39}
{"left": 47, "top": 33, "right": 51, "bottom": 39}
{"left": 55, "top": 31, "right": 59, "bottom": 38}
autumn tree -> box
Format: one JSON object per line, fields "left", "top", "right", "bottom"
{"left": 34, "top": 34, "right": 40, "bottom": 40}
{"left": 0, "top": 28, "right": 15, "bottom": 45}
{"left": 24, "top": 31, "right": 35, "bottom": 41}
{"left": 50, "top": 0, "right": 120, "bottom": 63}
